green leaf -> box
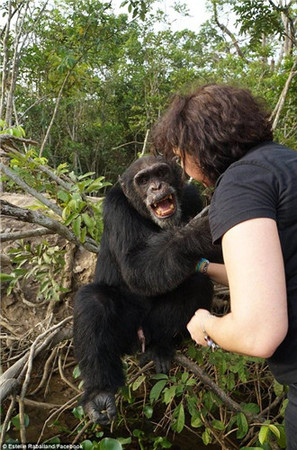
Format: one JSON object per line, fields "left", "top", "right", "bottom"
{"left": 259, "top": 424, "right": 270, "bottom": 445}
{"left": 273, "top": 379, "right": 284, "bottom": 396}
{"left": 11, "top": 413, "right": 30, "bottom": 430}
{"left": 212, "top": 419, "right": 225, "bottom": 431}
{"left": 81, "top": 441, "right": 95, "bottom": 450}
{"left": 174, "top": 403, "right": 185, "bottom": 433}
{"left": 143, "top": 405, "right": 153, "bottom": 419}
{"left": 132, "top": 375, "right": 146, "bottom": 391}
{"left": 80, "top": 226, "right": 87, "bottom": 243}
{"left": 268, "top": 424, "right": 280, "bottom": 439}
{"left": 242, "top": 403, "right": 260, "bottom": 415}
{"left": 42, "top": 252, "right": 52, "bottom": 264}
{"left": 72, "top": 406, "right": 84, "bottom": 419}
{"left": 150, "top": 373, "right": 168, "bottom": 380}
{"left": 0, "top": 273, "right": 16, "bottom": 282}
{"left": 149, "top": 380, "right": 167, "bottom": 403}
{"left": 181, "top": 372, "right": 189, "bottom": 383}
{"left": 163, "top": 385, "right": 177, "bottom": 404}
{"left": 82, "top": 213, "right": 95, "bottom": 228}
{"left": 72, "top": 216, "right": 82, "bottom": 238}
{"left": 275, "top": 424, "right": 287, "bottom": 447}
{"left": 202, "top": 428, "right": 212, "bottom": 445}
{"left": 191, "top": 416, "right": 202, "bottom": 428}
{"left": 186, "top": 378, "right": 196, "bottom": 386}
{"left": 73, "top": 365, "right": 81, "bottom": 379}
{"left": 236, "top": 412, "right": 248, "bottom": 439}
{"left": 63, "top": 210, "right": 78, "bottom": 225}
{"left": 78, "top": 172, "right": 96, "bottom": 180}
{"left": 99, "top": 438, "right": 122, "bottom": 450}
{"left": 57, "top": 190, "right": 70, "bottom": 203}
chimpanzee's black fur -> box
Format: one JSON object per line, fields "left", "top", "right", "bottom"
{"left": 73, "top": 155, "right": 221, "bottom": 425}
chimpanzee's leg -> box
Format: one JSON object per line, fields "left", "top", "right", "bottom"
{"left": 73, "top": 283, "right": 146, "bottom": 424}
{"left": 141, "top": 273, "right": 213, "bottom": 373}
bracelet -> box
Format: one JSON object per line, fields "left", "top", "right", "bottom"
{"left": 195, "top": 311, "right": 220, "bottom": 350}
{"left": 196, "top": 258, "right": 210, "bottom": 274}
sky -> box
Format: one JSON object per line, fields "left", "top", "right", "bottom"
{"left": 160, "top": 0, "right": 211, "bottom": 31}
{"left": 112, "top": 0, "right": 211, "bottom": 32}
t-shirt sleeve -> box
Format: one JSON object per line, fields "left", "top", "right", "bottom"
{"left": 209, "top": 162, "right": 278, "bottom": 244}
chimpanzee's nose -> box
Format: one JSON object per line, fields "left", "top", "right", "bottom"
{"left": 151, "top": 181, "right": 162, "bottom": 190}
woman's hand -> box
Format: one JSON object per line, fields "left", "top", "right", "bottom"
{"left": 187, "top": 308, "right": 213, "bottom": 347}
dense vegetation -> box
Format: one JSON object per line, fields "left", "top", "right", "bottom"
{"left": 1, "top": 0, "right": 296, "bottom": 448}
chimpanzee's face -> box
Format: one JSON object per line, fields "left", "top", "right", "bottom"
{"left": 119, "top": 156, "right": 183, "bottom": 229}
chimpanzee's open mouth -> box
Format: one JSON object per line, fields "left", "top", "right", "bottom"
{"left": 150, "top": 194, "right": 176, "bottom": 218}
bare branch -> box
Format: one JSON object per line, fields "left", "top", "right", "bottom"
{"left": 18, "top": 397, "right": 61, "bottom": 410}
{"left": 0, "top": 396, "right": 16, "bottom": 448}
{"left": 0, "top": 134, "right": 38, "bottom": 147}
{"left": 270, "top": 56, "right": 297, "bottom": 130}
{"left": 140, "top": 130, "right": 150, "bottom": 157}
{"left": 0, "top": 228, "right": 54, "bottom": 242}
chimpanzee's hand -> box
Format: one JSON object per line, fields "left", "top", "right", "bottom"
{"left": 139, "top": 350, "right": 172, "bottom": 374}
{"left": 84, "top": 391, "right": 117, "bottom": 425}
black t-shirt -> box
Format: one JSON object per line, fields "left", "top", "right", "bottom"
{"left": 209, "top": 142, "right": 297, "bottom": 385}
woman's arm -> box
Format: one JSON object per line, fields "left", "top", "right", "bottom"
{"left": 187, "top": 217, "right": 288, "bottom": 358}
{"left": 205, "top": 262, "right": 229, "bottom": 286}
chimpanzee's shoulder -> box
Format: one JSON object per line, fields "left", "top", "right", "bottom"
{"left": 103, "top": 184, "right": 139, "bottom": 222}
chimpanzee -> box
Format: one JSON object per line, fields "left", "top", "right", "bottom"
{"left": 73, "top": 155, "right": 221, "bottom": 425}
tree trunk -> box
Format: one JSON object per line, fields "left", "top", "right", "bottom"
{"left": 0, "top": 0, "right": 12, "bottom": 120}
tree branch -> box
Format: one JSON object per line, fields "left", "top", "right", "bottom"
{"left": 0, "top": 134, "right": 38, "bottom": 147}
{"left": 270, "top": 56, "right": 297, "bottom": 130}
{"left": 0, "top": 163, "right": 62, "bottom": 216}
{"left": 0, "top": 228, "right": 54, "bottom": 242}
{"left": 211, "top": 0, "right": 248, "bottom": 63}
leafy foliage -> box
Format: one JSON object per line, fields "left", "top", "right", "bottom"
{"left": 3, "top": 240, "right": 68, "bottom": 302}
{"left": 1, "top": 0, "right": 296, "bottom": 182}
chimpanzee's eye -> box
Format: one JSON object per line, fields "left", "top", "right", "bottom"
{"left": 136, "top": 174, "right": 149, "bottom": 185}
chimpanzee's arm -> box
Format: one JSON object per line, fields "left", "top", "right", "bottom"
{"left": 103, "top": 186, "right": 221, "bottom": 296}
{"left": 123, "top": 216, "right": 220, "bottom": 296}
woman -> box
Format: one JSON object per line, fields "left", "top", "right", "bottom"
{"left": 152, "top": 83, "right": 297, "bottom": 449}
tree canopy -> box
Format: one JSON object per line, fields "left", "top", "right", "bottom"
{"left": 1, "top": 0, "right": 296, "bottom": 183}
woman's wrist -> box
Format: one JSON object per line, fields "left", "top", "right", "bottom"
{"left": 196, "top": 261, "right": 229, "bottom": 286}
{"left": 194, "top": 310, "right": 219, "bottom": 349}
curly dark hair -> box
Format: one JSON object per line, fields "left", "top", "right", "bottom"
{"left": 151, "top": 84, "right": 273, "bottom": 184}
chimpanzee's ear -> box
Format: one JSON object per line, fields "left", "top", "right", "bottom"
{"left": 119, "top": 175, "right": 127, "bottom": 195}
